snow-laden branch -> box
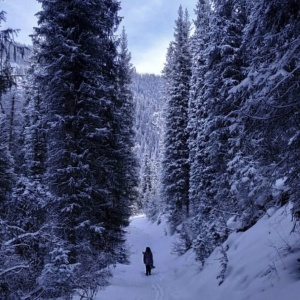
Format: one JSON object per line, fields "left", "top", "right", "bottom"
{"left": 0, "top": 220, "right": 26, "bottom": 234}
{"left": 244, "top": 108, "right": 293, "bottom": 121}
{"left": 212, "top": 207, "right": 240, "bottom": 216}
{"left": 4, "top": 227, "right": 46, "bottom": 246}
{"left": 0, "top": 265, "right": 29, "bottom": 276}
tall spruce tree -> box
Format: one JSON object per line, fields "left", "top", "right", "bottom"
{"left": 32, "top": 0, "right": 134, "bottom": 297}
{"left": 187, "top": 0, "right": 248, "bottom": 263}
{"left": 23, "top": 45, "right": 47, "bottom": 180}
{"left": 112, "top": 26, "right": 139, "bottom": 257}
{"left": 197, "top": 0, "right": 246, "bottom": 210}
{"left": 188, "top": 0, "right": 211, "bottom": 215}
{"left": 239, "top": 0, "right": 300, "bottom": 216}
{"left": 0, "top": 11, "right": 18, "bottom": 204}
{"left": 162, "top": 6, "right": 192, "bottom": 233}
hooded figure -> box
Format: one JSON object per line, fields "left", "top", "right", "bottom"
{"left": 143, "top": 247, "right": 153, "bottom": 275}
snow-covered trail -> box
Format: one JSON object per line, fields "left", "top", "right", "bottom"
{"left": 89, "top": 206, "right": 300, "bottom": 300}
{"left": 95, "top": 214, "right": 197, "bottom": 300}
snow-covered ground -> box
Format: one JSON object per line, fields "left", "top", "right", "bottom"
{"left": 91, "top": 204, "right": 300, "bottom": 300}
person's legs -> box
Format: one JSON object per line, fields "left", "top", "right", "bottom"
{"left": 146, "top": 265, "right": 151, "bottom": 275}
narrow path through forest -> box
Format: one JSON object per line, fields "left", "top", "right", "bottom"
{"left": 94, "top": 215, "right": 196, "bottom": 300}
{"left": 79, "top": 207, "right": 300, "bottom": 300}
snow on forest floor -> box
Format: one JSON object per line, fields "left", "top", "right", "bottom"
{"left": 85, "top": 204, "right": 300, "bottom": 300}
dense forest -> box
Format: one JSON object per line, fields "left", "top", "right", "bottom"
{"left": 158, "top": 0, "right": 300, "bottom": 264}
{"left": 0, "top": 0, "right": 300, "bottom": 299}
{"left": 0, "top": 1, "right": 138, "bottom": 299}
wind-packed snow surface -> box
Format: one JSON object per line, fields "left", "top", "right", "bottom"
{"left": 94, "top": 205, "right": 300, "bottom": 300}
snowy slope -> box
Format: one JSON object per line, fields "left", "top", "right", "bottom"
{"left": 87, "top": 205, "right": 300, "bottom": 300}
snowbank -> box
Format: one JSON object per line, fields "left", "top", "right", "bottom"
{"left": 186, "top": 204, "right": 300, "bottom": 300}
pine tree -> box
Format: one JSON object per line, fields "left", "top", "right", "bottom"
{"left": 0, "top": 12, "right": 19, "bottom": 203}
{"left": 197, "top": 0, "right": 246, "bottom": 208}
{"left": 187, "top": 0, "right": 248, "bottom": 262}
{"left": 141, "top": 154, "right": 153, "bottom": 208}
{"left": 239, "top": 0, "right": 300, "bottom": 216}
{"left": 106, "top": 26, "right": 139, "bottom": 260}
{"left": 32, "top": 0, "right": 133, "bottom": 296}
{"left": 188, "top": 0, "right": 211, "bottom": 215}
{"left": 117, "top": 27, "right": 139, "bottom": 213}
{"left": 0, "top": 11, "right": 15, "bottom": 98}
{"left": 162, "top": 6, "right": 192, "bottom": 233}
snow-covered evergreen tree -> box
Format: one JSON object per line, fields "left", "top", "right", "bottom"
{"left": 188, "top": 0, "right": 211, "bottom": 216}
{"left": 190, "top": 0, "right": 248, "bottom": 262}
{"left": 0, "top": 11, "right": 20, "bottom": 208}
{"left": 237, "top": 0, "right": 300, "bottom": 218}
{"left": 162, "top": 6, "right": 192, "bottom": 233}
{"left": 115, "top": 27, "right": 139, "bottom": 226}
{"left": 22, "top": 49, "right": 47, "bottom": 180}
{"left": 38, "top": 247, "right": 80, "bottom": 298}
{"left": 31, "top": 0, "right": 135, "bottom": 296}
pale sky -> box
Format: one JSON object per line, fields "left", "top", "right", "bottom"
{"left": 0, "top": 0, "right": 196, "bottom": 74}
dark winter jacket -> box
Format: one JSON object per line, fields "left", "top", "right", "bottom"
{"left": 143, "top": 249, "right": 153, "bottom": 266}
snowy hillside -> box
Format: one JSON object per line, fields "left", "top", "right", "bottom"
{"left": 90, "top": 205, "right": 300, "bottom": 300}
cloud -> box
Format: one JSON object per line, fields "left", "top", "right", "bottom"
{"left": 120, "top": 0, "right": 196, "bottom": 74}
{"left": 131, "top": 36, "right": 172, "bottom": 75}
{"left": 2, "top": 0, "right": 197, "bottom": 73}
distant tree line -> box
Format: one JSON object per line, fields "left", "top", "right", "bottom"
{"left": 160, "top": 0, "right": 300, "bottom": 264}
{"left": 0, "top": 1, "right": 138, "bottom": 299}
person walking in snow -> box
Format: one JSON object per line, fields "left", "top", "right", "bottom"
{"left": 143, "top": 247, "right": 153, "bottom": 276}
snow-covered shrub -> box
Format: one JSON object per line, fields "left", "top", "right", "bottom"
{"left": 144, "top": 192, "right": 162, "bottom": 222}
{"left": 192, "top": 235, "right": 211, "bottom": 266}
{"left": 114, "top": 243, "right": 130, "bottom": 265}
{"left": 171, "top": 222, "right": 193, "bottom": 256}
{"left": 73, "top": 250, "right": 112, "bottom": 300}
{"left": 38, "top": 247, "right": 79, "bottom": 299}
{"left": 191, "top": 209, "right": 229, "bottom": 265}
